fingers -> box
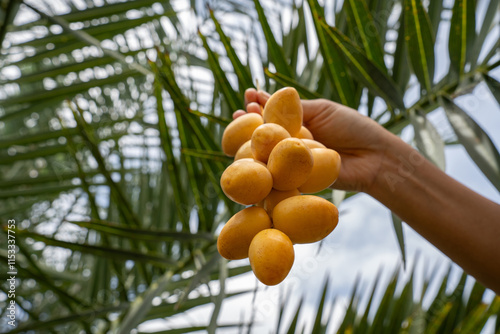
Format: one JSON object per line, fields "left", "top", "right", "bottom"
{"left": 232, "top": 102, "right": 265, "bottom": 119}
{"left": 245, "top": 88, "right": 270, "bottom": 108}
{"left": 246, "top": 102, "right": 262, "bottom": 115}
{"left": 256, "top": 90, "right": 270, "bottom": 106}
{"left": 244, "top": 89, "right": 258, "bottom": 106}
{"left": 237, "top": 88, "right": 270, "bottom": 120}
{"left": 301, "top": 99, "right": 327, "bottom": 124}
{"left": 232, "top": 110, "right": 246, "bottom": 119}
{"left": 302, "top": 99, "right": 354, "bottom": 124}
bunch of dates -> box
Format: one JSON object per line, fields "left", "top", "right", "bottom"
{"left": 218, "top": 87, "right": 341, "bottom": 285}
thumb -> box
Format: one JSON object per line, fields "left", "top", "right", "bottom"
{"left": 256, "top": 90, "right": 270, "bottom": 106}
{"left": 301, "top": 99, "right": 324, "bottom": 124}
{"left": 244, "top": 88, "right": 271, "bottom": 107}
{"left": 302, "top": 99, "right": 350, "bottom": 124}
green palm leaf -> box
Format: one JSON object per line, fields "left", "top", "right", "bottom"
{"left": 307, "top": 0, "right": 357, "bottom": 107}
{"left": 154, "top": 79, "right": 190, "bottom": 227}
{"left": 391, "top": 212, "right": 406, "bottom": 266}
{"left": 344, "top": 0, "right": 387, "bottom": 73}
{"left": 410, "top": 109, "right": 446, "bottom": 170}
{"left": 448, "top": 0, "right": 476, "bottom": 78}
{"left": 440, "top": 95, "right": 500, "bottom": 192}
{"left": 471, "top": 0, "right": 499, "bottom": 67}
{"left": 319, "top": 21, "right": 406, "bottom": 110}
{"left": 392, "top": 8, "right": 411, "bottom": 92}
{"left": 484, "top": 74, "right": 500, "bottom": 105}
{"left": 264, "top": 69, "right": 323, "bottom": 99}
{"left": 404, "top": 0, "right": 435, "bottom": 93}
{"left": 17, "top": 230, "right": 177, "bottom": 267}
{"left": 66, "top": 219, "right": 213, "bottom": 241}
{"left": 199, "top": 30, "right": 243, "bottom": 112}
{"left": 253, "top": 0, "right": 293, "bottom": 79}
{"left": 209, "top": 9, "right": 254, "bottom": 93}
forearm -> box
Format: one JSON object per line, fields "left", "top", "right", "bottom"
{"left": 367, "top": 135, "right": 500, "bottom": 294}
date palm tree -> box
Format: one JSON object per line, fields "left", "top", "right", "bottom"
{"left": 0, "top": 0, "right": 499, "bottom": 332}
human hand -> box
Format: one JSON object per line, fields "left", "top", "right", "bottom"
{"left": 233, "top": 88, "right": 397, "bottom": 193}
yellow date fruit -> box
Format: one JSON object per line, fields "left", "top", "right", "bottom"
{"left": 267, "top": 138, "right": 313, "bottom": 191}
{"left": 295, "top": 126, "right": 314, "bottom": 140}
{"left": 234, "top": 140, "right": 254, "bottom": 161}
{"left": 217, "top": 207, "right": 272, "bottom": 260}
{"left": 299, "top": 148, "right": 341, "bottom": 194}
{"left": 222, "top": 113, "right": 263, "bottom": 157}
{"left": 273, "top": 195, "right": 339, "bottom": 244}
{"left": 220, "top": 159, "right": 273, "bottom": 205}
{"left": 249, "top": 228, "right": 294, "bottom": 286}
{"left": 262, "top": 188, "right": 300, "bottom": 218}
{"left": 263, "top": 87, "right": 303, "bottom": 137}
{"left": 301, "top": 139, "right": 326, "bottom": 149}
{"left": 251, "top": 123, "right": 290, "bottom": 163}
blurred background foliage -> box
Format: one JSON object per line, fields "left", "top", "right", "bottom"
{"left": 0, "top": 0, "right": 499, "bottom": 332}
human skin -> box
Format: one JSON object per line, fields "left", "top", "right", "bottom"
{"left": 234, "top": 88, "right": 500, "bottom": 294}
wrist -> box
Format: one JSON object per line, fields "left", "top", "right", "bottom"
{"left": 366, "top": 135, "right": 425, "bottom": 199}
